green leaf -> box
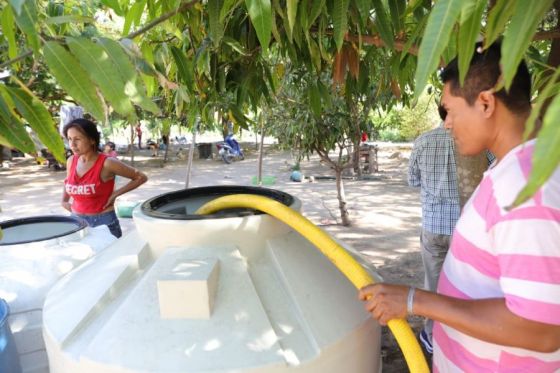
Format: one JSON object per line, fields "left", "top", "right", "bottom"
{"left": 332, "top": 0, "right": 350, "bottom": 51}
{"left": 414, "top": 0, "right": 463, "bottom": 99}
{"left": 457, "top": 0, "right": 485, "bottom": 86}
{"left": 220, "top": 0, "right": 242, "bottom": 21}
{"left": 123, "top": 0, "right": 146, "bottom": 36}
{"left": 512, "top": 95, "right": 560, "bottom": 207}
{"left": 371, "top": 0, "right": 394, "bottom": 49}
{"left": 223, "top": 36, "right": 251, "bottom": 56}
{"left": 245, "top": 0, "right": 272, "bottom": 53}
{"left": 287, "top": 0, "right": 298, "bottom": 35}
{"left": 67, "top": 37, "right": 135, "bottom": 117}
{"left": 96, "top": 37, "right": 159, "bottom": 114}
{"left": 45, "top": 15, "right": 95, "bottom": 25}
{"left": 1, "top": 6, "right": 18, "bottom": 60}
{"left": 308, "top": 83, "right": 322, "bottom": 116}
{"left": 100, "top": 0, "right": 124, "bottom": 16}
{"left": 485, "top": 0, "right": 516, "bottom": 48}
{"left": 388, "top": 0, "right": 406, "bottom": 33}
{"left": 43, "top": 41, "right": 106, "bottom": 121}
{"left": 308, "top": 0, "right": 325, "bottom": 27}
{"left": 8, "top": 0, "right": 25, "bottom": 15}
{"left": 0, "top": 94, "right": 35, "bottom": 154}
{"left": 522, "top": 68, "right": 560, "bottom": 141}
{"left": 170, "top": 46, "right": 195, "bottom": 91}
{"left": 12, "top": 0, "right": 39, "bottom": 53}
{"left": 208, "top": 0, "right": 225, "bottom": 46}
{"left": 3, "top": 86, "right": 65, "bottom": 162}
{"left": 501, "top": 0, "right": 554, "bottom": 90}
{"left": 355, "top": 0, "right": 370, "bottom": 26}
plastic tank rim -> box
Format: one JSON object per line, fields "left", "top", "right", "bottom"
{"left": 0, "top": 215, "right": 88, "bottom": 246}
{"left": 140, "top": 185, "right": 295, "bottom": 220}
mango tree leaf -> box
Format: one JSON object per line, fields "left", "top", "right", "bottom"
{"left": 308, "top": 0, "right": 325, "bottom": 28}
{"left": 12, "top": 0, "right": 39, "bottom": 53}
{"left": 354, "top": 0, "right": 370, "bottom": 25}
{"left": 485, "top": 0, "right": 516, "bottom": 48}
{"left": 501, "top": 0, "right": 554, "bottom": 90}
{"left": 0, "top": 95, "right": 35, "bottom": 154}
{"left": 96, "top": 37, "right": 159, "bottom": 114}
{"left": 3, "top": 86, "right": 65, "bottom": 162}
{"left": 372, "top": 0, "right": 394, "bottom": 49}
{"left": 308, "top": 83, "right": 322, "bottom": 117}
{"left": 100, "top": 0, "right": 124, "bottom": 16}
{"left": 457, "top": 0, "right": 485, "bottom": 86}
{"left": 67, "top": 37, "right": 135, "bottom": 117}
{"left": 245, "top": 0, "right": 272, "bottom": 53}
{"left": 388, "top": 0, "right": 406, "bottom": 33}
{"left": 43, "top": 41, "right": 106, "bottom": 121}
{"left": 223, "top": 36, "right": 251, "bottom": 55}
{"left": 122, "top": 0, "right": 146, "bottom": 35}
{"left": 1, "top": 7, "right": 18, "bottom": 60}
{"left": 414, "top": 0, "right": 463, "bottom": 99}
{"left": 512, "top": 94, "right": 560, "bottom": 207}
{"left": 208, "top": 0, "right": 225, "bottom": 46}
{"left": 287, "top": 0, "right": 298, "bottom": 35}
{"left": 170, "top": 46, "right": 195, "bottom": 91}
{"left": 8, "top": 0, "right": 25, "bottom": 15}
{"left": 45, "top": 15, "right": 95, "bottom": 24}
{"left": 332, "top": 0, "right": 350, "bottom": 51}
{"left": 220, "top": 0, "right": 242, "bottom": 21}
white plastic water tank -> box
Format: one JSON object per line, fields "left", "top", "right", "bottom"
{"left": 0, "top": 215, "right": 116, "bottom": 373}
{"left": 43, "top": 186, "right": 382, "bottom": 373}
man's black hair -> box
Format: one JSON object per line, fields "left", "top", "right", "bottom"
{"left": 440, "top": 41, "right": 532, "bottom": 114}
{"left": 63, "top": 118, "right": 101, "bottom": 151}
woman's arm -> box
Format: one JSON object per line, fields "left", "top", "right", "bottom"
{"left": 359, "top": 284, "right": 560, "bottom": 353}
{"left": 101, "top": 158, "right": 148, "bottom": 209}
{"left": 61, "top": 156, "right": 73, "bottom": 212}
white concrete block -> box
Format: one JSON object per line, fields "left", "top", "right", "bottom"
{"left": 157, "top": 258, "right": 220, "bottom": 319}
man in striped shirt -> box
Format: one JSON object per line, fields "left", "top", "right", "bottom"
{"left": 359, "top": 41, "right": 560, "bottom": 371}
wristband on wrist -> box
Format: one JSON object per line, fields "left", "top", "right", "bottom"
{"left": 407, "top": 287, "right": 416, "bottom": 315}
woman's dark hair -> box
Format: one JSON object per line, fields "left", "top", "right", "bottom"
{"left": 106, "top": 141, "right": 116, "bottom": 150}
{"left": 63, "top": 118, "right": 101, "bottom": 151}
{"left": 440, "top": 41, "right": 532, "bottom": 115}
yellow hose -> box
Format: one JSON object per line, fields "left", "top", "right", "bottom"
{"left": 196, "top": 194, "right": 429, "bottom": 373}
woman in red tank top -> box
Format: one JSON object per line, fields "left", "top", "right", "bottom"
{"left": 61, "top": 119, "right": 148, "bottom": 237}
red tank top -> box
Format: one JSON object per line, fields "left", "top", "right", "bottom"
{"left": 64, "top": 153, "right": 115, "bottom": 214}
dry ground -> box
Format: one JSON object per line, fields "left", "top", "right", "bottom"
{"left": 0, "top": 143, "right": 429, "bottom": 372}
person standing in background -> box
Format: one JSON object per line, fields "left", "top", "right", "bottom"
{"left": 135, "top": 124, "right": 143, "bottom": 149}
{"left": 408, "top": 123, "right": 460, "bottom": 354}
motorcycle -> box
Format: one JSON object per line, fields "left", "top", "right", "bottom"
{"left": 216, "top": 134, "right": 244, "bottom": 164}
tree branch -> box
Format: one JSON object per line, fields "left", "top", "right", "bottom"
{"left": 124, "top": 0, "right": 199, "bottom": 40}
{"left": 0, "top": 0, "right": 200, "bottom": 70}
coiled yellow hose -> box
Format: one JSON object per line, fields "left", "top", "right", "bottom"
{"left": 196, "top": 194, "right": 429, "bottom": 373}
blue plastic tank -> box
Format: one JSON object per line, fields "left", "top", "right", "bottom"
{"left": 0, "top": 299, "right": 22, "bottom": 373}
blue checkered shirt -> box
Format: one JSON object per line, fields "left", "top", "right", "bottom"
{"left": 408, "top": 126, "right": 460, "bottom": 236}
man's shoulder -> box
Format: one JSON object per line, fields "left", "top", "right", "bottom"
{"left": 414, "top": 126, "right": 448, "bottom": 145}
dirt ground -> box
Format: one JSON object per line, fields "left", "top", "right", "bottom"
{"left": 0, "top": 142, "right": 428, "bottom": 372}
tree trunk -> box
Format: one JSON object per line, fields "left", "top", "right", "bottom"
{"left": 129, "top": 123, "right": 135, "bottom": 166}
{"left": 257, "top": 114, "right": 265, "bottom": 186}
{"left": 185, "top": 130, "right": 197, "bottom": 188}
{"left": 454, "top": 152, "right": 488, "bottom": 209}
{"left": 335, "top": 167, "right": 351, "bottom": 226}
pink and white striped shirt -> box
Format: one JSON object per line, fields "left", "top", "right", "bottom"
{"left": 434, "top": 140, "right": 560, "bottom": 372}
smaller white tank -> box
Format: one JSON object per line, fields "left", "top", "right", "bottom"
{"left": 0, "top": 215, "right": 116, "bottom": 373}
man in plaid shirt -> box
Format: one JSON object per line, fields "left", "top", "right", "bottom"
{"left": 408, "top": 124, "right": 460, "bottom": 353}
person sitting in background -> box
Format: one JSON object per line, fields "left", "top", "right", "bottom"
{"left": 103, "top": 141, "right": 118, "bottom": 158}
{"left": 62, "top": 118, "right": 148, "bottom": 237}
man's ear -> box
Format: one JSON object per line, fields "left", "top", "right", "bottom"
{"left": 478, "top": 89, "right": 496, "bottom": 118}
